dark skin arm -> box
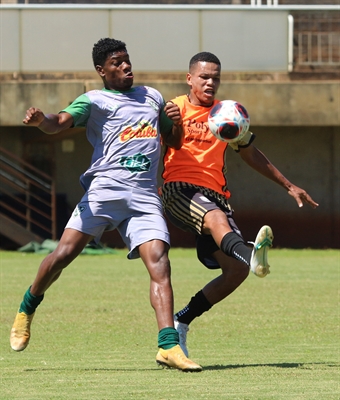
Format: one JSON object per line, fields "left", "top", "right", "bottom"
{"left": 239, "top": 144, "right": 319, "bottom": 209}
{"left": 23, "top": 107, "right": 74, "bottom": 134}
{"left": 161, "top": 102, "right": 184, "bottom": 150}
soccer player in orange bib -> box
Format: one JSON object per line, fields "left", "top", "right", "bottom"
{"left": 161, "top": 52, "right": 319, "bottom": 357}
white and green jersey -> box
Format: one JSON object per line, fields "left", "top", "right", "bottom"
{"left": 62, "top": 86, "right": 173, "bottom": 194}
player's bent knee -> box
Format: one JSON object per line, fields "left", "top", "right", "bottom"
{"left": 51, "top": 243, "right": 82, "bottom": 268}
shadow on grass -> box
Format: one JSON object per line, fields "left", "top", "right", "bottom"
{"left": 203, "top": 362, "right": 338, "bottom": 371}
{"left": 24, "top": 367, "right": 158, "bottom": 372}
{"left": 23, "top": 362, "right": 338, "bottom": 373}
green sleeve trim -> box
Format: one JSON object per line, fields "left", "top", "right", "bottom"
{"left": 159, "top": 103, "right": 173, "bottom": 135}
{"left": 61, "top": 94, "right": 91, "bottom": 127}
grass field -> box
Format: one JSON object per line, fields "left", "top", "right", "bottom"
{"left": 0, "top": 248, "right": 339, "bottom": 399}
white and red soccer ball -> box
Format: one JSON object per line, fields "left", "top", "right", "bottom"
{"left": 208, "top": 100, "right": 250, "bottom": 143}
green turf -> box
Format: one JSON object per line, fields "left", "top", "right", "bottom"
{"left": 0, "top": 249, "right": 339, "bottom": 399}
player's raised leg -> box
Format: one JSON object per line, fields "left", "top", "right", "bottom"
{"left": 204, "top": 210, "right": 274, "bottom": 277}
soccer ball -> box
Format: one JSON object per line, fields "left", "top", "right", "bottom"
{"left": 208, "top": 100, "right": 250, "bottom": 143}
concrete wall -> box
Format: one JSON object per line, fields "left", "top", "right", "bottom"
{"left": 0, "top": 5, "right": 290, "bottom": 73}
{"left": 225, "top": 125, "right": 340, "bottom": 249}
{"left": 1, "top": 80, "right": 339, "bottom": 127}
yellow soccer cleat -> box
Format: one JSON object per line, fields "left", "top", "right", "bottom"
{"left": 156, "top": 344, "right": 202, "bottom": 372}
{"left": 10, "top": 311, "right": 35, "bottom": 351}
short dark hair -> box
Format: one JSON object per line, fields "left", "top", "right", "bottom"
{"left": 92, "top": 38, "right": 127, "bottom": 67}
{"left": 189, "top": 52, "right": 221, "bottom": 70}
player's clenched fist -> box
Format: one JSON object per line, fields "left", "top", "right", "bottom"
{"left": 164, "top": 101, "right": 183, "bottom": 126}
{"left": 23, "top": 107, "right": 45, "bottom": 126}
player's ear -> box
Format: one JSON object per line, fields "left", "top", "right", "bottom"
{"left": 186, "top": 73, "right": 192, "bottom": 86}
{"left": 95, "top": 65, "right": 105, "bottom": 77}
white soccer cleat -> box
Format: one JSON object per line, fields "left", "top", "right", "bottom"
{"left": 250, "top": 225, "right": 274, "bottom": 278}
{"left": 174, "top": 317, "right": 189, "bottom": 357}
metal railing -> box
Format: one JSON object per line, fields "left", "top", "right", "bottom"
{"left": 250, "top": 0, "right": 279, "bottom": 6}
{"left": 297, "top": 31, "right": 340, "bottom": 66}
{"left": 0, "top": 145, "right": 57, "bottom": 240}
{"left": 292, "top": 9, "right": 340, "bottom": 70}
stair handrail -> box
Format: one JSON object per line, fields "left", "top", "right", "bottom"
{"left": 0, "top": 154, "right": 52, "bottom": 190}
{"left": 0, "top": 145, "right": 57, "bottom": 241}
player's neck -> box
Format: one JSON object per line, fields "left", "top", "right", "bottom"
{"left": 187, "top": 93, "right": 213, "bottom": 108}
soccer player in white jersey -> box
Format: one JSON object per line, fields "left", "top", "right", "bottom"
{"left": 10, "top": 38, "right": 201, "bottom": 372}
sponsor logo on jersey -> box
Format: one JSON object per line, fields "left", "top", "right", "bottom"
{"left": 187, "top": 118, "right": 210, "bottom": 135}
{"left": 119, "top": 153, "right": 151, "bottom": 173}
{"left": 184, "top": 118, "right": 213, "bottom": 144}
{"left": 119, "top": 121, "right": 157, "bottom": 142}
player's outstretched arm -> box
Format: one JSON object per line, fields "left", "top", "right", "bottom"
{"left": 161, "top": 102, "right": 184, "bottom": 149}
{"left": 23, "top": 107, "right": 73, "bottom": 134}
{"left": 239, "top": 144, "right": 319, "bottom": 209}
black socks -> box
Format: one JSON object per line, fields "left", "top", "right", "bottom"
{"left": 175, "top": 290, "right": 212, "bottom": 325}
{"left": 175, "top": 233, "right": 252, "bottom": 326}
{"left": 220, "top": 232, "right": 252, "bottom": 266}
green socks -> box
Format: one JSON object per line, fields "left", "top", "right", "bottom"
{"left": 19, "top": 287, "right": 44, "bottom": 315}
{"left": 158, "top": 327, "right": 179, "bottom": 350}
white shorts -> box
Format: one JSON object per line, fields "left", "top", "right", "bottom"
{"left": 65, "top": 187, "right": 170, "bottom": 259}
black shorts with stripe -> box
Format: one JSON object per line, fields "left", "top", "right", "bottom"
{"left": 161, "top": 182, "right": 243, "bottom": 269}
